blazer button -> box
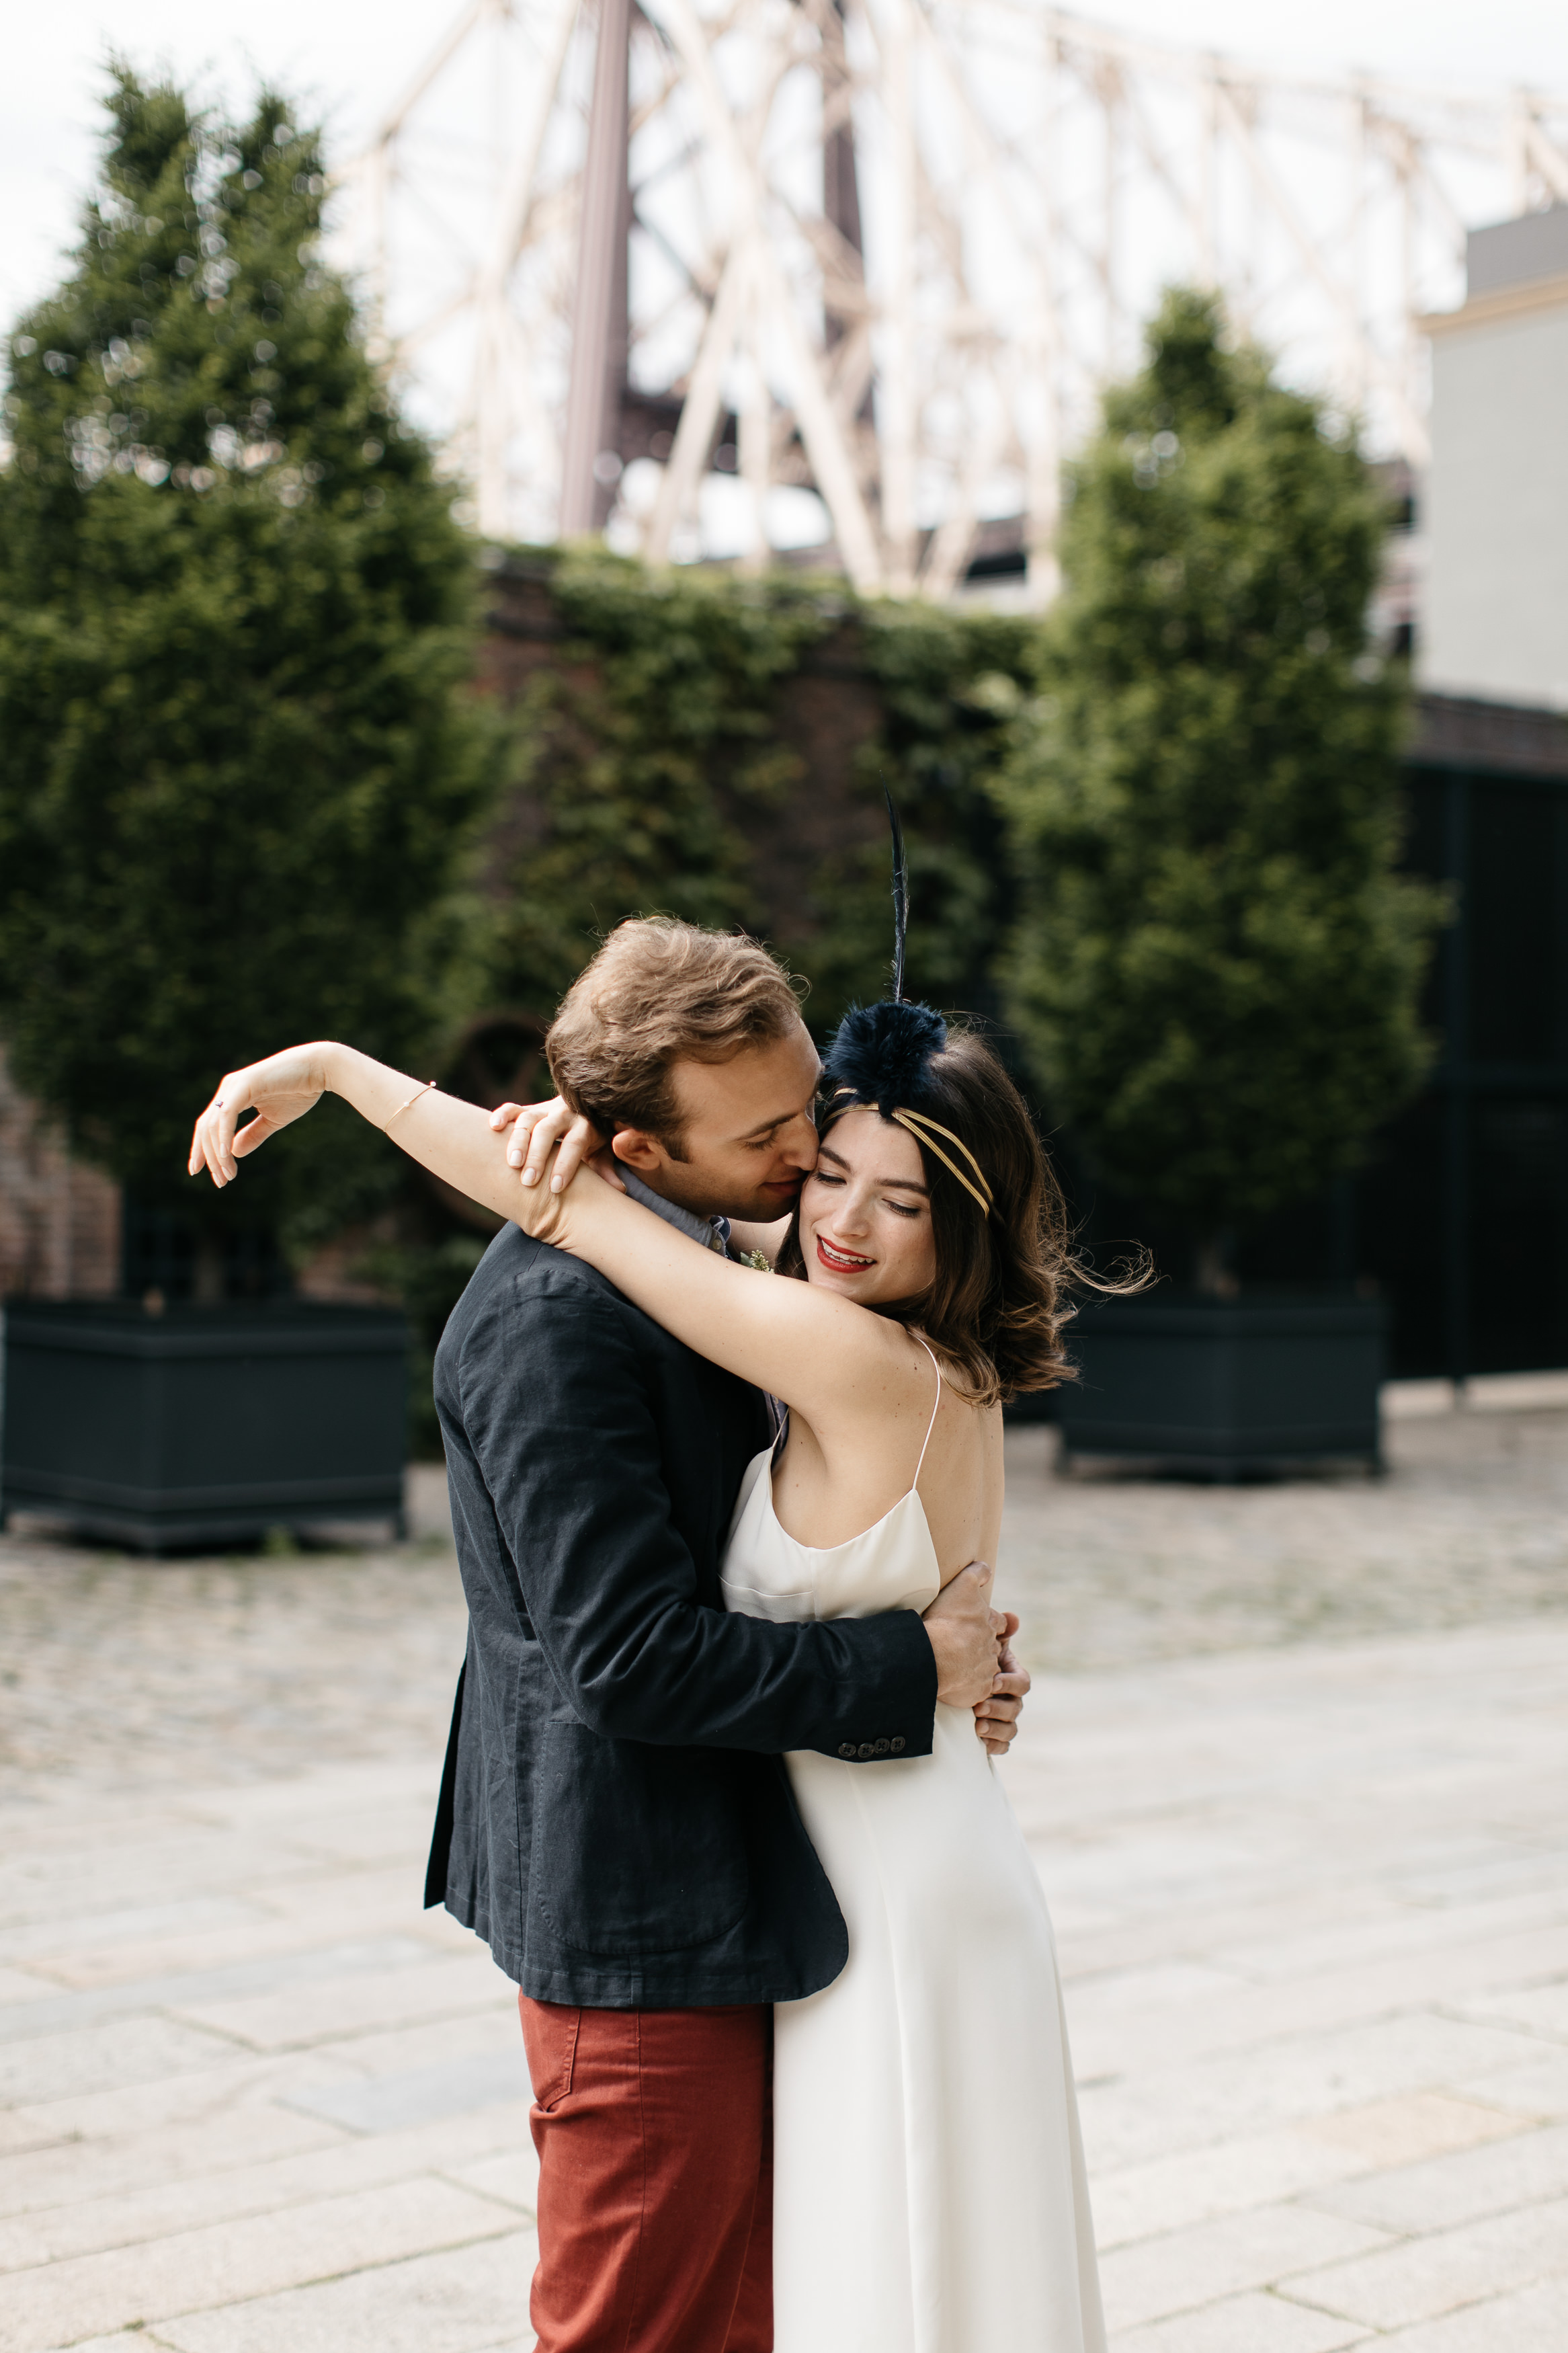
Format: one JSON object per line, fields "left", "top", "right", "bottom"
{"left": 858, "top": 1742, "right": 875, "bottom": 1759}
{"left": 890, "top": 1736, "right": 906, "bottom": 1753}
{"left": 873, "top": 1738, "right": 891, "bottom": 1755}
{"left": 838, "top": 1743, "right": 856, "bottom": 1759}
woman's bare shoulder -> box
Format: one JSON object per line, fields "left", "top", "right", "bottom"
{"left": 914, "top": 1332, "right": 999, "bottom": 1414}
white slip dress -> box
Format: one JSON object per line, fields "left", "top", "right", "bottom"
{"left": 721, "top": 1342, "right": 1106, "bottom": 2353}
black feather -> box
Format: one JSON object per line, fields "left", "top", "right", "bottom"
{"left": 823, "top": 1000, "right": 948, "bottom": 1121}
{"left": 882, "top": 777, "right": 909, "bottom": 1002}
{"left": 819, "top": 784, "right": 944, "bottom": 1120}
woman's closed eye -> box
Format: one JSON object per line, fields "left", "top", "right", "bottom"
{"left": 815, "top": 1170, "right": 921, "bottom": 1218}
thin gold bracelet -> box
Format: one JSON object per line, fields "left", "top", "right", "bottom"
{"left": 384, "top": 1079, "right": 438, "bottom": 1130}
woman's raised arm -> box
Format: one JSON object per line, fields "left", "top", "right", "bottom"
{"left": 187, "top": 1041, "right": 922, "bottom": 1439}
{"left": 525, "top": 1171, "right": 918, "bottom": 1435}
{"left": 189, "top": 1041, "right": 549, "bottom": 1228}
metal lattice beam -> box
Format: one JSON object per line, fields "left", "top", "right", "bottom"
{"left": 332, "top": 0, "right": 1568, "bottom": 594}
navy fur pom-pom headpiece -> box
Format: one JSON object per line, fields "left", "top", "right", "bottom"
{"left": 823, "top": 1000, "right": 947, "bottom": 1121}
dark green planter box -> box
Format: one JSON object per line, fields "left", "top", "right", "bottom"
{"left": 1059, "top": 1294, "right": 1387, "bottom": 1478}
{"left": 1, "top": 1300, "right": 409, "bottom": 1552}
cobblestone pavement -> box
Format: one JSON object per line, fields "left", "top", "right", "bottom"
{"left": 1, "top": 1404, "right": 1565, "bottom": 2350}
{"left": 1001, "top": 1400, "right": 1568, "bottom": 1674}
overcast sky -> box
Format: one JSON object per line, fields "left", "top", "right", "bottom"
{"left": 5, "top": 0, "right": 1564, "bottom": 327}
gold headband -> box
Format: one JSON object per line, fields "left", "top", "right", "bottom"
{"left": 891, "top": 1109, "right": 993, "bottom": 1218}
{"left": 830, "top": 1088, "right": 993, "bottom": 1218}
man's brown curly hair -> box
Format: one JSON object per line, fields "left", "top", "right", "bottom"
{"left": 546, "top": 918, "right": 807, "bottom": 1154}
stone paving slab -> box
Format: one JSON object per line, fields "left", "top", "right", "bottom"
{"left": 1110, "top": 2290, "right": 1370, "bottom": 2352}
{"left": 0, "top": 2098, "right": 535, "bottom": 2274}
{"left": 170, "top": 1948, "right": 509, "bottom": 2052}
{"left": 0, "top": 2017, "right": 242, "bottom": 2113}
{"left": 1369, "top": 2273, "right": 1568, "bottom": 2350}
{"left": 0, "top": 2176, "right": 521, "bottom": 2353}
{"left": 1, "top": 1410, "right": 1565, "bottom": 2350}
{"left": 0, "top": 2043, "right": 375, "bottom": 2157}
{"left": 0, "top": 2101, "right": 345, "bottom": 2231}
{"left": 1284, "top": 2192, "right": 1568, "bottom": 2330}
{"left": 1001, "top": 1404, "right": 1568, "bottom": 1671}
{"left": 1460, "top": 2050, "right": 1568, "bottom": 2118}
{"left": 0, "top": 1938, "right": 431, "bottom": 2046}
{"left": 1099, "top": 2203, "right": 1394, "bottom": 2335}
{"left": 1313, "top": 2118, "right": 1568, "bottom": 2236}
{"left": 145, "top": 2233, "right": 540, "bottom": 2353}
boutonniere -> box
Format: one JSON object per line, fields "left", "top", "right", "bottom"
{"left": 741, "top": 1249, "right": 772, "bottom": 1272}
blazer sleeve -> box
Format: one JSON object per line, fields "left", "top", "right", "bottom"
{"left": 455, "top": 1263, "right": 939, "bottom": 1761}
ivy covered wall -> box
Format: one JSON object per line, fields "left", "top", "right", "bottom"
{"left": 477, "top": 547, "right": 1036, "bottom": 1035}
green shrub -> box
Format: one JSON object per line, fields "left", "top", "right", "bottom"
{"left": 1000, "top": 289, "right": 1444, "bottom": 1285}
{"left": 0, "top": 69, "right": 497, "bottom": 1277}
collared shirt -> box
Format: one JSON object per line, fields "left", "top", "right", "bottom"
{"left": 618, "top": 1164, "right": 733, "bottom": 1258}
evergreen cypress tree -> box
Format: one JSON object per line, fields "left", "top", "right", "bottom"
{"left": 0, "top": 68, "right": 495, "bottom": 1284}
{"left": 1001, "top": 290, "right": 1444, "bottom": 1287}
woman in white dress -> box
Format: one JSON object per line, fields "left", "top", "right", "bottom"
{"left": 189, "top": 996, "right": 1106, "bottom": 2353}
{"left": 710, "top": 1002, "right": 1106, "bottom": 2353}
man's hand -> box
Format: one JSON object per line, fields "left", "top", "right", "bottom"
{"left": 921, "top": 1562, "right": 1005, "bottom": 1711}
{"left": 491, "top": 1095, "right": 606, "bottom": 1193}
{"left": 973, "top": 1613, "right": 1030, "bottom": 1759}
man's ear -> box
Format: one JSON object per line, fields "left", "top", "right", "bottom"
{"left": 611, "top": 1128, "right": 664, "bottom": 1174}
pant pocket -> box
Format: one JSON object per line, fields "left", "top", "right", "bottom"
{"left": 518, "top": 1997, "right": 581, "bottom": 2112}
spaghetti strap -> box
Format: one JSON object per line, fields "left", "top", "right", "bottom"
{"left": 911, "top": 1336, "right": 942, "bottom": 1488}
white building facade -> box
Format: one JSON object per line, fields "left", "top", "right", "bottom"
{"left": 1421, "top": 207, "right": 1568, "bottom": 712}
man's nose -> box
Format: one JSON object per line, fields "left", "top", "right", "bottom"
{"left": 780, "top": 1114, "right": 819, "bottom": 1168}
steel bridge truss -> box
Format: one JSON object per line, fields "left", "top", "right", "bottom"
{"left": 337, "top": 0, "right": 1568, "bottom": 597}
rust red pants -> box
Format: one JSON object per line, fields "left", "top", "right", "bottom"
{"left": 518, "top": 1995, "right": 773, "bottom": 2353}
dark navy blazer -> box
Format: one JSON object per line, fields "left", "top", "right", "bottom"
{"left": 424, "top": 1225, "right": 938, "bottom": 2005}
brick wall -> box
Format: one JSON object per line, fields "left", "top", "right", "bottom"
{"left": 0, "top": 1051, "right": 122, "bottom": 1299}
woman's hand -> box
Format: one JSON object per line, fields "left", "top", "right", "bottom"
{"left": 974, "top": 1613, "right": 1030, "bottom": 1758}
{"left": 185, "top": 1042, "right": 597, "bottom": 1238}
{"left": 508, "top": 1140, "right": 608, "bottom": 1242}
{"left": 188, "top": 1045, "right": 332, "bottom": 1188}
{"left": 491, "top": 1095, "right": 606, "bottom": 1192}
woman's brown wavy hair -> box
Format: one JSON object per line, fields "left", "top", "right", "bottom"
{"left": 776, "top": 1023, "right": 1143, "bottom": 1406}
